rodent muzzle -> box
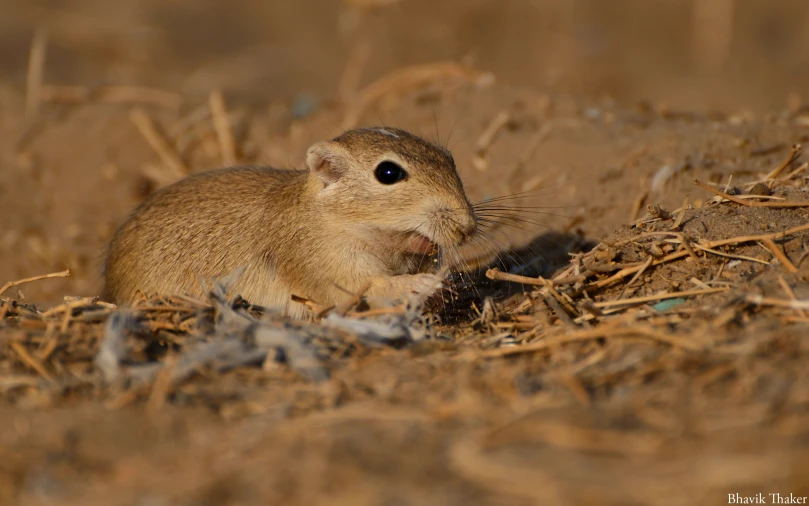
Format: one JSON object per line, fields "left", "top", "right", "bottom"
{"left": 431, "top": 206, "right": 477, "bottom": 247}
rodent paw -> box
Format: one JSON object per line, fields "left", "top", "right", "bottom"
{"left": 368, "top": 273, "right": 444, "bottom": 302}
{"left": 398, "top": 273, "right": 444, "bottom": 297}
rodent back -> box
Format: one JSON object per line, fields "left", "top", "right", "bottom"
{"left": 103, "top": 167, "right": 310, "bottom": 301}
{"left": 116, "top": 167, "right": 305, "bottom": 248}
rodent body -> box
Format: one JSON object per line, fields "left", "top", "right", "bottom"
{"left": 102, "top": 127, "right": 477, "bottom": 318}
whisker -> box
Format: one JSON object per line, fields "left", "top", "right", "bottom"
{"left": 472, "top": 181, "right": 569, "bottom": 204}
{"left": 473, "top": 203, "right": 577, "bottom": 210}
{"left": 473, "top": 230, "right": 523, "bottom": 272}
{"left": 479, "top": 220, "right": 577, "bottom": 278}
{"left": 477, "top": 210, "right": 573, "bottom": 262}
{"left": 474, "top": 203, "right": 576, "bottom": 210}
{"left": 478, "top": 220, "right": 534, "bottom": 234}
{"left": 476, "top": 209, "right": 572, "bottom": 219}
{"left": 446, "top": 245, "right": 484, "bottom": 303}
{"left": 475, "top": 219, "right": 506, "bottom": 230}
{"left": 473, "top": 195, "right": 566, "bottom": 207}
{"left": 476, "top": 214, "right": 557, "bottom": 230}
{"left": 476, "top": 219, "right": 523, "bottom": 237}
{"left": 471, "top": 230, "right": 504, "bottom": 253}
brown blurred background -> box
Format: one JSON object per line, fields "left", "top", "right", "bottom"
{"left": 2, "top": 0, "right": 808, "bottom": 111}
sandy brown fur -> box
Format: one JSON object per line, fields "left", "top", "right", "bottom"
{"left": 102, "top": 127, "right": 476, "bottom": 318}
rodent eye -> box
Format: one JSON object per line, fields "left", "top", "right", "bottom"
{"left": 374, "top": 161, "right": 408, "bottom": 185}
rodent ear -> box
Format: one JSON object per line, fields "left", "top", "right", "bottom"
{"left": 306, "top": 141, "right": 349, "bottom": 186}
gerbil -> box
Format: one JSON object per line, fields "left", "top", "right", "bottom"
{"left": 102, "top": 127, "right": 477, "bottom": 318}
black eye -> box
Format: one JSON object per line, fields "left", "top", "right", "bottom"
{"left": 374, "top": 161, "right": 407, "bottom": 185}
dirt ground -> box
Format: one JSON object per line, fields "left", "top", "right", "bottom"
{"left": 3, "top": 1, "right": 809, "bottom": 505}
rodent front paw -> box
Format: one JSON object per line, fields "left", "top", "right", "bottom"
{"left": 400, "top": 273, "right": 443, "bottom": 297}
{"left": 367, "top": 273, "right": 444, "bottom": 302}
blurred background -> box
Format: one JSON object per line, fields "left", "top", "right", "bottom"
{"left": 2, "top": 0, "right": 808, "bottom": 112}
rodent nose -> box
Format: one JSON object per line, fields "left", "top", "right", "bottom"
{"left": 458, "top": 210, "right": 477, "bottom": 240}
{"left": 435, "top": 204, "right": 477, "bottom": 244}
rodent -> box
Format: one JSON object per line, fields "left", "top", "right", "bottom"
{"left": 101, "top": 127, "right": 477, "bottom": 318}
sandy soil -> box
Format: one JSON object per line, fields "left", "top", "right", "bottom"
{"left": 2, "top": 1, "right": 809, "bottom": 505}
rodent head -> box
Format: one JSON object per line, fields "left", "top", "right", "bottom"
{"left": 305, "top": 127, "right": 476, "bottom": 255}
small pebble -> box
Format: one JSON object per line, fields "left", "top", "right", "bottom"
{"left": 748, "top": 183, "right": 772, "bottom": 196}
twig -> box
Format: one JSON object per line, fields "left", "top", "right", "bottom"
{"left": 37, "top": 328, "right": 60, "bottom": 361}
{"left": 799, "top": 242, "right": 809, "bottom": 267}
{"left": 351, "top": 304, "right": 408, "bottom": 318}
{"left": 0, "top": 298, "right": 12, "bottom": 320}
{"left": 539, "top": 278, "right": 579, "bottom": 317}
{"left": 765, "top": 143, "right": 802, "bottom": 180}
{"left": 335, "top": 282, "right": 372, "bottom": 316}
{"left": 147, "top": 356, "right": 177, "bottom": 412}
{"left": 589, "top": 222, "right": 809, "bottom": 290}
{"left": 723, "top": 174, "right": 734, "bottom": 194}
{"left": 485, "top": 269, "right": 545, "bottom": 286}
{"left": 782, "top": 162, "right": 809, "bottom": 182}
{"left": 746, "top": 294, "right": 809, "bottom": 311}
{"left": 0, "top": 269, "right": 71, "bottom": 298}
{"left": 692, "top": 244, "right": 769, "bottom": 265}
{"left": 39, "top": 85, "right": 184, "bottom": 109}
{"left": 761, "top": 238, "right": 798, "bottom": 273}
{"left": 130, "top": 108, "right": 188, "bottom": 180}
{"left": 629, "top": 192, "right": 648, "bottom": 223}
{"left": 41, "top": 296, "right": 100, "bottom": 317}
{"left": 59, "top": 308, "right": 72, "bottom": 333}
{"left": 542, "top": 292, "right": 574, "bottom": 326}
{"left": 707, "top": 224, "right": 809, "bottom": 248}
{"left": 693, "top": 179, "right": 809, "bottom": 207}
{"left": 290, "top": 294, "right": 333, "bottom": 319}
{"left": 647, "top": 204, "right": 672, "bottom": 220}
{"left": 778, "top": 276, "right": 808, "bottom": 318}
{"left": 169, "top": 103, "right": 213, "bottom": 138}
{"left": 337, "top": 42, "right": 372, "bottom": 101}
{"left": 511, "top": 119, "right": 584, "bottom": 183}
{"left": 10, "top": 342, "right": 55, "bottom": 384}
{"left": 341, "top": 61, "right": 494, "bottom": 129}
{"left": 209, "top": 90, "right": 238, "bottom": 166}
{"left": 593, "top": 287, "right": 727, "bottom": 308}
{"left": 689, "top": 277, "right": 712, "bottom": 290}
{"left": 548, "top": 274, "right": 587, "bottom": 286}
{"left": 473, "top": 110, "right": 510, "bottom": 171}
{"left": 614, "top": 256, "right": 653, "bottom": 301}
{"left": 678, "top": 235, "right": 701, "bottom": 263}
{"left": 479, "top": 324, "right": 703, "bottom": 357}
{"left": 672, "top": 196, "right": 688, "bottom": 230}
{"left": 25, "top": 28, "right": 48, "bottom": 118}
